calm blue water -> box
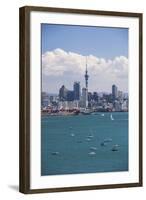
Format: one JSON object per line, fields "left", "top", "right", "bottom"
{"left": 41, "top": 112, "right": 128, "bottom": 176}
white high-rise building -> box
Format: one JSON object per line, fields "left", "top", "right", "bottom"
{"left": 82, "top": 87, "right": 88, "bottom": 108}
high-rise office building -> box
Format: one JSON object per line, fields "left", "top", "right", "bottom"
{"left": 41, "top": 92, "right": 49, "bottom": 108}
{"left": 88, "top": 92, "right": 92, "bottom": 102}
{"left": 112, "top": 84, "right": 118, "bottom": 101}
{"left": 117, "top": 90, "right": 123, "bottom": 100}
{"left": 66, "top": 90, "right": 74, "bottom": 101}
{"left": 73, "top": 82, "right": 80, "bottom": 100}
{"left": 59, "top": 85, "right": 68, "bottom": 101}
{"left": 93, "top": 92, "right": 98, "bottom": 102}
{"left": 82, "top": 87, "right": 88, "bottom": 108}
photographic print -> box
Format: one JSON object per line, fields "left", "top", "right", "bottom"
{"left": 41, "top": 24, "right": 129, "bottom": 176}
{"left": 19, "top": 6, "right": 142, "bottom": 193}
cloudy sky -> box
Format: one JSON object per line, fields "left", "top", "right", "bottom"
{"left": 41, "top": 24, "right": 128, "bottom": 94}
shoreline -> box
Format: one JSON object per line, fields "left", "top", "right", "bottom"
{"left": 41, "top": 110, "right": 128, "bottom": 117}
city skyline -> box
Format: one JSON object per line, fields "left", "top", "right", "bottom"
{"left": 42, "top": 82, "right": 128, "bottom": 113}
{"left": 42, "top": 24, "right": 128, "bottom": 93}
{"left": 41, "top": 50, "right": 128, "bottom": 113}
{"left": 42, "top": 83, "right": 128, "bottom": 96}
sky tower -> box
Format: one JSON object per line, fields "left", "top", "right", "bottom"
{"left": 83, "top": 57, "right": 89, "bottom": 108}
{"left": 85, "top": 57, "right": 89, "bottom": 90}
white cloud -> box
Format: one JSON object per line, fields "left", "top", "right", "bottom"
{"left": 42, "top": 48, "right": 128, "bottom": 92}
{"left": 42, "top": 48, "right": 85, "bottom": 76}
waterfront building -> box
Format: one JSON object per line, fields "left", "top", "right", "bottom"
{"left": 73, "top": 100, "right": 79, "bottom": 109}
{"left": 49, "top": 95, "right": 58, "bottom": 103}
{"left": 41, "top": 92, "right": 49, "bottom": 108}
{"left": 58, "top": 100, "right": 79, "bottom": 110}
{"left": 73, "top": 82, "right": 81, "bottom": 100}
{"left": 58, "top": 101, "right": 68, "bottom": 110}
{"left": 121, "top": 100, "right": 128, "bottom": 111}
{"left": 113, "top": 100, "right": 122, "bottom": 111}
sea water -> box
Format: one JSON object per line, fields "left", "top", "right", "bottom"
{"left": 41, "top": 112, "right": 128, "bottom": 176}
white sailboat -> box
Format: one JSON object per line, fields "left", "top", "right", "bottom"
{"left": 88, "top": 151, "right": 96, "bottom": 155}
{"left": 90, "top": 147, "right": 97, "bottom": 151}
{"left": 70, "top": 133, "right": 75, "bottom": 137}
{"left": 110, "top": 114, "right": 114, "bottom": 120}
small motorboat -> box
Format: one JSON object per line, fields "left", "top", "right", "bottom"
{"left": 51, "top": 152, "right": 60, "bottom": 155}
{"left": 100, "top": 142, "right": 107, "bottom": 146}
{"left": 86, "top": 134, "right": 94, "bottom": 141}
{"left": 88, "top": 151, "right": 96, "bottom": 155}
{"left": 104, "top": 138, "right": 112, "bottom": 143}
{"left": 88, "top": 134, "right": 94, "bottom": 138}
{"left": 111, "top": 144, "right": 120, "bottom": 151}
{"left": 70, "top": 133, "right": 75, "bottom": 137}
{"left": 86, "top": 137, "right": 92, "bottom": 141}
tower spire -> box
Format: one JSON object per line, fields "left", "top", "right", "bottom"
{"left": 86, "top": 56, "right": 87, "bottom": 72}
{"left": 85, "top": 56, "right": 89, "bottom": 89}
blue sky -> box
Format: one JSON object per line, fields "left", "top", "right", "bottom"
{"left": 41, "top": 24, "right": 128, "bottom": 93}
{"left": 41, "top": 24, "right": 128, "bottom": 59}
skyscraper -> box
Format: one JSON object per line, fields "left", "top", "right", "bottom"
{"left": 66, "top": 90, "right": 74, "bottom": 101}
{"left": 82, "top": 88, "right": 88, "bottom": 108}
{"left": 112, "top": 84, "right": 118, "bottom": 101}
{"left": 73, "top": 82, "right": 80, "bottom": 100}
{"left": 59, "top": 85, "right": 68, "bottom": 101}
{"left": 93, "top": 92, "right": 98, "bottom": 102}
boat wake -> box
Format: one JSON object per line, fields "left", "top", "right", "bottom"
{"left": 110, "top": 114, "right": 114, "bottom": 121}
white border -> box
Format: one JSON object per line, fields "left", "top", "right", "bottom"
{"left": 30, "top": 11, "right": 139, "bottom": 189}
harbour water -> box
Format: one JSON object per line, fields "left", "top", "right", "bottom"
{"left": 41, "top": 112, "right": 128, "bottom": 176}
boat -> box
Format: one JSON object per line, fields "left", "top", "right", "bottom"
{"left": 80, "top": 108, "right": 93, "bottom": 115}
{"left": 100, "top": 142, "right": 107, "bottom": 146}
{"left": 104, "top": 138, "right": 112, "bottom": 143}
{"left": 51, "top": 152, "right": 60, "bottom": 155}
{"left": 70, "top": 133, "right": 75, "bottom": 137}
{"left": 86, "top": 137, "right": 92, "bottom": 141}
{"left": 111, "top": 144, "right": 119, "bottom": 151}
{"left": 87, "top": 134, "right": 94, "bottom": 138}
{"left": 90, "top": 147, "right": 97, "bottom": 151}
{"left": 86, "top": 134, "right": 94, "bottom": 141}
{"left": 110, "top": 114, "right": 114, "bottom": 120}
{"left": 88, "top": 151, "right": 96, "bottom": 155}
